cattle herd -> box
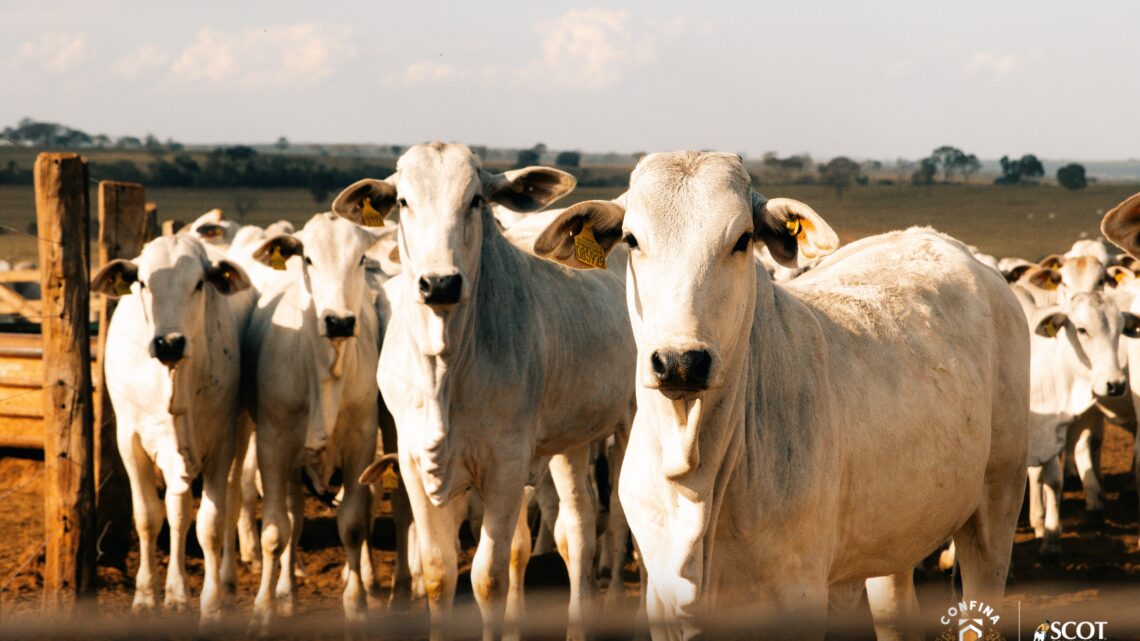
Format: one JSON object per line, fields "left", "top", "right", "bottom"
{"left": 86, "top": 144, "right": 1140, "bottom": 641}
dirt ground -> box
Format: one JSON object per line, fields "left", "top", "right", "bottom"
{"left": 1, "top": 422, "right": 1138, "bottom": 639}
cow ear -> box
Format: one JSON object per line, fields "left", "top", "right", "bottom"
{"left": 486, "top": 166, "right": 577, "bottom": 213}
{"left": 1035, "top": 309, "right": 1068, "bottom": 338}
{"left": 332, "top": 178, "right": 398, "bottom": 227}
{"left": 206, "top": 259, "right": 251, "bottom": 295}
{"left": 92, "top": 259, "right": 138, "bottom": 298}
{"left": 1005, "top": 264, "right": 1034, "bottom": 283}
{"left": 1123, "top": 312, "right": 1140, "bottom": 338}
{"left": 753, "top": 194, "right": 839, "bottom": 268}
{"left": 1106, "top": 266, "right": 1134, "bottom": 288}
{"left": 533, "top": 199, "right": 626, "bottom": 270}
{"left": 1102, "top": 192, "right": 1140, "bottom": 260}
{"left": 1027, "top": 267, "right": 1062, "bottom": 291}
{"left": 1039, "top": 254, "right": 1064, "bottom": 269}
{"left": 358, "top": 454, "right": 401, "bottom": 487}
{"left": 194, "top": 222, "right": 228, "bottom": 242}
{"left": 252, "top": 235, "right": 305, "bottom": 271}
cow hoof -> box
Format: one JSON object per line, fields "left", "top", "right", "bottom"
{"left": 1039, "top": 541, "right": 1061, "bottom": 557}
{"left": 164, "top": 596, "right": 190, "bottom": 614}
{"left": 131, "top": 594, "right": 158, "bottom": 615}
{"left": 937, "top": 548, "right": 956, "bottom": 573}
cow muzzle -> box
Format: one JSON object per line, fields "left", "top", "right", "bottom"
{"left": 649, "top": 348, "right": 713, "bottom": 400}
{"left": 417, "top": 273, "right": 463, "bottom": 306}
{"left": 1103, "top": 379, "right": 1128, "bottom": 397}
{"left": 152, "top": 333, "right": 187, "bottom": 366}
{"left": 323, "top": 313, "right": 357, "bottom": 339}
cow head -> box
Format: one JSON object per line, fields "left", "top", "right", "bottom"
{"left": 1035, "top": 290, "right": 1139, "bottom": 397}
{"left": 93, "top": 235, "right": 250, "bottom": 368}
{"left": 535, "top": 151, "right": 837, "bottom": 401}
{"left": 252, "top": 212, "right": 384, "bottom": 341}
{"left": 331, "top": 142, "right": 575, "bottom": 355}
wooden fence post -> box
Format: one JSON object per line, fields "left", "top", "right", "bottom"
{"left": 94, "top": 181, "right": 148, "bottom": 570}
{"left": 35, "top": 152, "right": 96, "bottom": 610}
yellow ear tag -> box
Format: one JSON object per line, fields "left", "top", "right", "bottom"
{"left": 1042, "top": 275, "right": 1060, "bottom": 291}
{"left": 112, "top": 272, "right": 132, "bottom": 296}
{"left": 204, "top": 227, "right": 223, "bottom": 238}
{"left": 1044, "top": 322, "right": 1058, "bottom": 338}
{"left": 360, "top": 196, "right": 386, "bottom": 228}
{"left": 512, "top": 181, "right": 525, "bottom": 193}
{"left": 573, "top": 224, "right": 606, "bottom": 269}
{"left": 1116, "top": 271, "right": 1127, "bottom": 284}
{"left": 786, "top": 217, "right": 803, "bottom": 238}
{"left": 380, "top": 465, "right": 400, "bottom": 491}
{"left": 269, "top": 246, "right": 287, "bottom": 271}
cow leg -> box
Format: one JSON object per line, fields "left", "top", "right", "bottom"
{"left": 603, "top": 429, "right": 631, "bottom": 612}
{"left": 404, "top": 462, "right": 464, "bottom": 641}
{"left": 1073, "top": 421, "right": 1105, "bottom": 522}
{"left": 865, "top": 572, "right": 921, "bottom": 641}
{"left": 1027, "top": 465, "right": 1046, "bottom": 538}
{"left": 533, "top": 472, "right": 559, "bottom": 555}
{"left": 1039, "top": 457, "right": 1063, "bottom": 556}
{"left": 340, "top": 440, "right": 375, "bottom": 626}
{"left": 253, "top": 440, "right": 293, "bottom": 632}
{"left": 121, "top": 435, "right": 164, "bottom": 613}
{"left": 163, "top": 487, "right": 193, "bottom": 612}
{"left": 549, "top": 445, "right": 597, "bottom": 641}
{"left": 471, "top": 477, "right": 527, "bottom": 641}
{"left": 222, "top": 424, "right": 253, "bottom": 596}
{"left": 407, "top": 520, "right": 426, "bottom": 600}
{"left": 954, "top": 457, "right": 1027, "bottom": 607}
{"left": 238, "top": 432, "right": 262, "bottom": 567}
{"left": 390, "top": 487, "right": 415, "bottom": 606}
{"left": 1134, "top": 431, "right": 1140, "bottom": 550}
{"left": 275, "top": 471, "right": 305, "bottom": 616}
{"left": 198, "top": 447, "right": 233, "bottom": 624}
{"left": 507, "top": 490, "right": 533, "bottom": 637}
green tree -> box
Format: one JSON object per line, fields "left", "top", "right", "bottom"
{"left": 555, "top": 150, "right": 581, "bottom": 167}
{"left": 911, "top": 157, "right": 937, "bottom": 185}
{"left": 275, "top": 136, "right": 289, "bottom": 151}
{"left": 819, "top": 156, "right": 861, "bottom": 197}
{"left": 931, "top": 146, "right": 966, "bottom": 182}
{"left": 1056, "top": 163, "right": 1087, "bottom": 190}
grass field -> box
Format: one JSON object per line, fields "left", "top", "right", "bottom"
{"left": 2, "top": 182, "right": 1138, "bottom": 264}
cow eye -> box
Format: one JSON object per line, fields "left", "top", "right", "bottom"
{"left": 359, "top": 255, "right": 366, "bottom": 266}
{"left": 470, "top": 194, "right": 484, "bottom": 209}
{"left": 1077, "top": 327, "right": 1088, "bottom": 335}
{"left": 732, "top": 232, "right": 753, "bottom": 254}
{"left": 622, "top": 233, "right": 639, "bottom": 250}
{"left": 195, "top": 279, "right": 204, "bottom": 292}
{"left": 397, "top": 197, "right": 408, "bottom": 209}
{"left": 304, "top": 256, "right": 313, "bottom": 266}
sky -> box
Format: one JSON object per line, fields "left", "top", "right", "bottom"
{"left": 3, "top": 0, "right": 1140, "bottom": 161}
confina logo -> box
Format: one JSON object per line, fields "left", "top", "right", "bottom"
{"left": 937, "top": 601, "right": 1005, "bottom": 641}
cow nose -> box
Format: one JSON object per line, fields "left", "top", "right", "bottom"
{"left": 650, "top": 349, "right": 712, "bottom": 391}
{"left": 418, "top": 274, "right": 463, "bottom": 305}
{"left": 152, "top": 334, "right": 186, "bottom": 365}
{"left": 324, "top": 314, "right": 356, "bottom": 338}
{"left": 1105, "top": 380, "right": 1128, "bottom": 397}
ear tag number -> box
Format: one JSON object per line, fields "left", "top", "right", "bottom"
{"left": 112, "top": 272, "right": 132, "bottom": 296}
{"left": 270, "top": 246, "right": 287, "bottom": 271}
{"left": 574, "top": 224, "right": 607, "bottom": 269}
{"left": 361, "top": 196, "right": 386, "bottom": 227}
{"left": 380, "top": 465, "right": 400, "bottom": 491}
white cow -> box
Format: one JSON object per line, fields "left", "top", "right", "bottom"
{"left": 534, "top": 151, "right": 1029, "bottom": 641}
{"left": 331, "top": 142, "right": 636, "bottom": 641}
{"left": 243, "top": 212, "right": 385, "bottom": 628}
{"left": 1098, "top": 192, "right": 1140, "bottom": 548}
{"left": 92, "top": 235, "right": 252, "bottom": 622}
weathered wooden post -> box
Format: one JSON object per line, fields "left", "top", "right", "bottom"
{"left": 94, "top": 181, "right": 149, "bottom": 570}
{"left": 35, "top": 152, "right": 96, "bottom": 610}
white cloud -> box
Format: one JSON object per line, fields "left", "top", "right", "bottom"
{"left": 387, "top": 9, "right": 685, "bottom": 91}
{"left": 113, "top": 43, "right": 169, "bottom": 77}
{"left": 169, "top": 24, "right": 348, "bottom": 87}
{"left": 19, "top": 33, "right": 86, "bottom": 73}
{"left": 963, "top": 49, "right": 1043, "bottom": 79}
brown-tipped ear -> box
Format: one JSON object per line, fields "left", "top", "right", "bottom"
{"left": 1027, "top": 267, "right": 1062, "bottom": 291}
{"left": 206, "top": 259, "right": 251, "bottom": 295}
{"left": 1102, "top": 192, "right": 1140, "bottom": 259}
{"left": 533, "top": 200, "right": 626, "bottom": 269}
{"left": 486, "top": 166, "right": 577, "bottom": 213}
{"left": 1039, "top": 254, "right": 1064, "bottom": 269}
{"left": 1004, "top": 264, "right": 1034, "bottom": 283}
{"left": 92, "top": 259, "right": 138, "bottom": 298}
{"left": 252, "top": 235, "right": 305, "bottom": 271}
{"left": 753, "top": 194, "right": 839, "bottom": 268}
{"left": 332, "top": 178, "right": 398, "bottom": 227}
{"left": 1034, "top": 308, "right": 1068, "bottom": 338}
{"left": 1106, "top": 265, "right": 1134, "bottom": 288}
